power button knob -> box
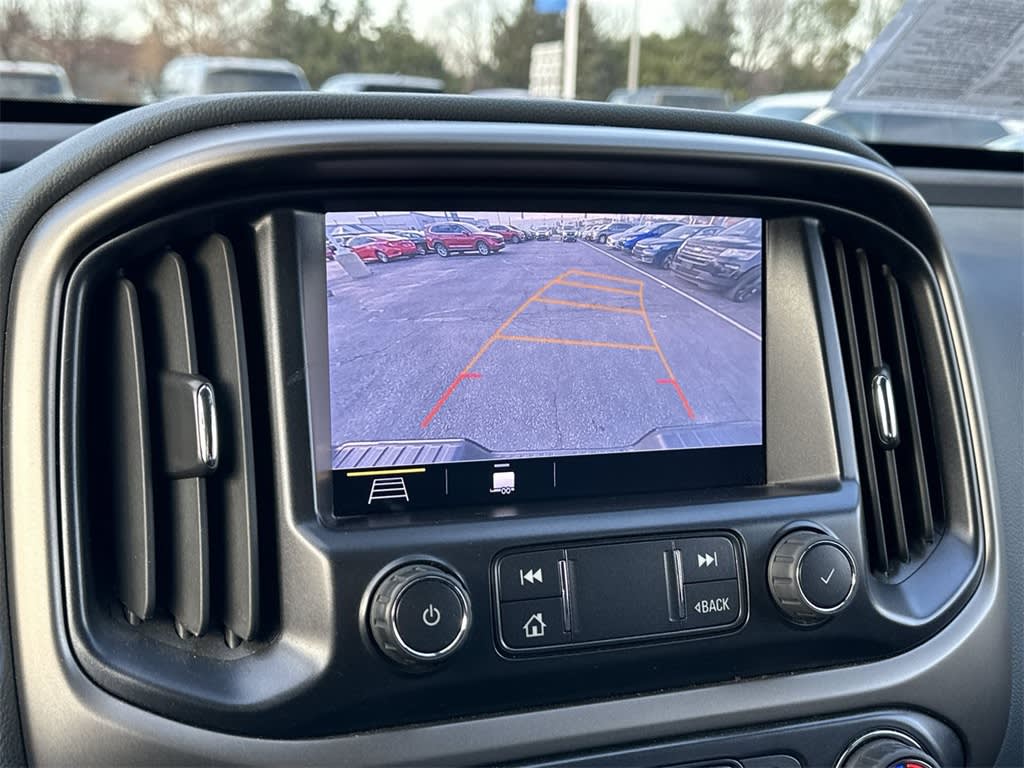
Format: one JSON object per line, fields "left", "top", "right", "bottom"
{"left": 369, "top": 564, "right": 472, "bottom": 665}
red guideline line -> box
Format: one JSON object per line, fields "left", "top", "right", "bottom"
{"left": 421, "top": 372, "right": 482, "bottom": 428}
{"left": 657, "top": 378, "right": 696, "bottom": 420}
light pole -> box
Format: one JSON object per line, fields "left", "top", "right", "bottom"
{"left": 562, "top": 0, "right": 580, "bottom": 100}
{"left": 627, "top": 0, "right": 639, "bottom": 91}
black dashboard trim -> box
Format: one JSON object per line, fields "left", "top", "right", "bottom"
{"left": 0, "top": 113, "right": 1005, "bottom": 764}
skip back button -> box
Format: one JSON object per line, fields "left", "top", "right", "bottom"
{"left": 684, "top": 579, "right": 741, "bottom": 629}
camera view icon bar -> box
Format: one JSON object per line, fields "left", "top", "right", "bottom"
{"left": 345, "top": 466, "right": 427, "bottom": 505}
{"left": 367, "top": 477, "right": 409, "bottom": 504}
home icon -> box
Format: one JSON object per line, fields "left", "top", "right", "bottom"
{"left": 523, "top": 612, "right": 546, "bottom": 639}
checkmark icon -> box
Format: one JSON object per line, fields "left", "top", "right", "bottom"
{"left": 820, "top": 568, "right": 836, "bottom": 585}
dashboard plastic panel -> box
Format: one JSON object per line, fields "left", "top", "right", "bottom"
{"left": 0, "top": 97, "right": 1010, "bottom": 765}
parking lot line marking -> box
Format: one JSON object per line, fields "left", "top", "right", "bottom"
{"left": 421, "top": 271, "right": 575, "bottom": 427}
{"left": 535, "top": 297, "right": 643, "bottom": 315}
{"left": 497, "top": 334, "right": 657, "bottom": 352}
{"left": 420, "top": 371, "right": 482, "bottom": 428}
{"left": 656, "top": 378, "right": 695, "bottom": 419}
{"left": 578, "top": 240, "right": 762, "bottom": 342}
{"left": 640, "top": 284, "right": 696, "bottom": 419}
{"left": 557, "top": 279, "right": 642, "bottom": 297}
{"left": 564, "top": 269, "right": 644, "bottom": 286}
{"left": 458, "top": 273, "right": 568, "bottom": 373}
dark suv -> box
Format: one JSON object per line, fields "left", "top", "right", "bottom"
{"left": 631, "top": 224, "right": 724, "bottom": 268}
{"left": 671, "top": 218, "right": 762, "bottom": 302}
{"left": 424, "top": 222, "right": 506, "bottom": 257}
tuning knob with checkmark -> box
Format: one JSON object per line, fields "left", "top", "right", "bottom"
{"left": 768, "top": 531, "right": 857, "bottom": 624}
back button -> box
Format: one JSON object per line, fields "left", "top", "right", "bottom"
{"left": 684, "top": 580, "right": 741, "bottom": 629}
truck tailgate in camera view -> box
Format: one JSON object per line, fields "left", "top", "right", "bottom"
{"left": 326, "top": 211, "right": 764, "bottom": 512}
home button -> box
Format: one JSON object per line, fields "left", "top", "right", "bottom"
{"left": 500, "top": 597, "right": 571, "bottom": 649}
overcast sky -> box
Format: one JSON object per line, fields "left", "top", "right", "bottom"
{"left": 96, "top": 0, "right": 702, "bottom": 42}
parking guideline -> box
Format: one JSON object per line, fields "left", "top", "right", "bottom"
{"left": 420, "top": 267, "right": 696, "bottom": 428}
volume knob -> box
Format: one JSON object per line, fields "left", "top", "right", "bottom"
{"left": 768, "top": 531, "right": 856, "bottom": 624}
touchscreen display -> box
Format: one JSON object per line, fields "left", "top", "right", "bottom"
{"left": 326, "top": 211, "right": 764, "bottom": 514}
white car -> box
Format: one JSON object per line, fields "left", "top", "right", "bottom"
{"left": 736, "top": 91, "right": 831, "bottom": 121}
{"left": 158, "top": 56, "right": 310, "bottom": 97}
{"left": 320, "top": 73, "right": 444, "bottom": 94}
{"left": 0, "top": 61, "right": 74, "bottom": 100}
{"left": 804, "top": 107, "right": 1013, "bottom": 147}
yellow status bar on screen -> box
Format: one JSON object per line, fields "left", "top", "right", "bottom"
{"left": 345, "top": 467, "right": 427, "bottom": 478}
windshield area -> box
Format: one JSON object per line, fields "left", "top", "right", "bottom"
{"left": 1, "top": 0, "right": 1020, "bottom": 151}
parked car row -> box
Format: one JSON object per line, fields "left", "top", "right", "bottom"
{"left": 325, "top": 216, "right": 761, "bottom": 302}
{"left": 585, "top": 218, "right": 763, "bottom": 303}
{"left": 581, "top": 221, "right": 636, "bottom": 243}
{"left": 326, "top": 220, "right": 546, "bottom": 263}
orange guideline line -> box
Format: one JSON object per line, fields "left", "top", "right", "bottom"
{"left": 639, "top": 283, "right": 696, "bottom": 419}
{"left": 420, "top": 270, "right": 575, "bottom": 427}
{"left": 534, "top": 297, "right": 643, "bottom": 315}
{"left": 420, "top": 372, "right": 481, "bottom": 428}
{"left": 497, "top": 334, "right": 657, "bottom": 352}
{"left": 557, "top": 279, "right": 642, "bottom": 297}
{"left": 458, "top": 272, "right": 568, "bottom": 373}
{"left": 564, "top": 269, "right": 644, "bottom": 286}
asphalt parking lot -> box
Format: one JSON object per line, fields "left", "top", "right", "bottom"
{"left": 327, "top": 238, "right": 763, "bottom": 462}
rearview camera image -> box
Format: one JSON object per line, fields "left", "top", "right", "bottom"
{"left": 326, "top": 211, "right": 763, "bottom": 471}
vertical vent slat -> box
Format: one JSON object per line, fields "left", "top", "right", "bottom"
{"left": 191, "top": 235, "right": 260, "bottom": 644}
{"left": 140, "top": 250, "right": 210, "bottom": 638}
{"left": 881, "top": 266, "right": 936, "bottom": 545}
{"left": 854, "top": 250, "right": 885, "bottom": 369}
{"left": 110, "top": 279, "right": 157, "bottom": 621}
{"left": 854, "top": 249, "right": 910, "bottom": 563}
{"left": 87, "top": 224, "right": 265, "bottom": 649}
{"left": 826, "top": 235, "right": 945, "bottom": 576}
{"left": 830, "top": 239, "right": 890, "bottom": 571}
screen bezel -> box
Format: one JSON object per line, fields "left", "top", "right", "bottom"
{"left": 316, "top": 206, "right": 767, "bottom": 518}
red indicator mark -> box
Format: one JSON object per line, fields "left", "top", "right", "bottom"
{"left": 657, "top": 378, "right": 696, "bottom": 420}
{"left": 421, "top": 372, "right": 482, "bottom": 428}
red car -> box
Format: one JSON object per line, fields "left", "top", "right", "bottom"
{"left": 424, "top": 222, "right": 506, "bottom": 257}
{"left": 484, "top": 224, "right": 523, "bottom": 243}
{"left": 345, "top": 233, "right": 418, "bottom": 263}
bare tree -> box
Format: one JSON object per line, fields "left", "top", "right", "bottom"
{"left": 431, "top": 0, "right": 495, "bottom": 81}
{"left": 0, "top": 0, "right": 37, "bottom": 60}
{"left": 144, "top": 0, "right": 256, "bottom": 56}
{"left": 136, "top": 24, "right": 178, "bottom": 92}
{"left": 732, "top": 0, "right": 788, "bottom": 70}
{"left": 41, "top": 0, "right": 96, "bottom": 80}
{"left": 861, "top": 0, "right": 901, "bottom": 42}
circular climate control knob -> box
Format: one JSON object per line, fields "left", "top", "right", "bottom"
{"left": 768, "top": 530, "right": 856, "bottom": 624}
{"left": 837, "top": 732, "right": 939, "bottom": 768}
{"left": 369, "top": 563, "right": 472, "bottom": 665}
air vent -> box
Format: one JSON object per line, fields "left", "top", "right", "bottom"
{"left": 89, "top": 232, "right": 260, "bottom": 648}
{"left": 825, "top": 238, "right": 945, "bottom": 576}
